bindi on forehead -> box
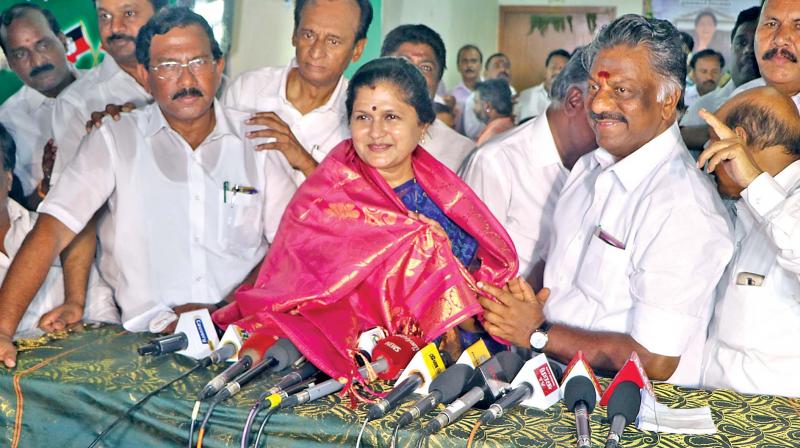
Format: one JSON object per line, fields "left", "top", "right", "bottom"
{"left": 371, "top": 105, "right": 377, "bottom": 111}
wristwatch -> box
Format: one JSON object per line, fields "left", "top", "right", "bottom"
{"left": 530, "top": 321, "right": 552, "bottom": 353}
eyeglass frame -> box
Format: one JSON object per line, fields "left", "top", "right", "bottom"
{"left": 149, "top": 56, "right": 218, "bottom": 80}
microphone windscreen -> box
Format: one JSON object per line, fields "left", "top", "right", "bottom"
{"left": 266, "top": 339, "right": 302, "bottom": 370}
{"left": 607, "top": 381, "right": 642, "bottom": 425}
{"left": 371, "top": 334, "right": 425, "bottom": 381}
{"left": 239, "top": 333, "right": 279, "bottom": 363}
{"left": 430, "top": 364, "right": 473, "bottom": 403}
{"left": 495, "top": 351, "right": 525, "bottom": 382}
{"left": 564, "top": 375, "right": 597, "bottom": 413}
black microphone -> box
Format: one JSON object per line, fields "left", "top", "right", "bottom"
{"left": 197, "top": 333, "right": 277, "bottom": 400}
{"left": 604, "top": 381, "right": 641, "bottom": 448}
{"left": 137, "top": 332, "right": 188, "bottom": 356}
{"left": 260, "top": 362, "right": 320, "bottom": 409}
{"left": 211, "top": 339, "right": 301, "bottom": 403}
{"left": 366, "top": 349, "right": 453, "bottom": 420}
{"left": 479, "top": 382, "right": 534, "bottom": 424}
{"left": 394, "top": 363, "right": 474, "bottom": 429}
{"left": 565, "top": 376, "right": 598, "bottom": 448}
{"left": 424, "top": 351, "right": 524, "bottom": 435}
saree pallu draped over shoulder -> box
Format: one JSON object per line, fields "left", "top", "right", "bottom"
{"left": 213, "top": 139, "right": 517, "bottom": 386}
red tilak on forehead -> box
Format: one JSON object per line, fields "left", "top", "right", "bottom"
{"left": 598, "top": 71, "right": 610, "bottom": 79}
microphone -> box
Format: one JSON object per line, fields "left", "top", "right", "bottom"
{"left": 394, "top": 364, "right": 474, "bottom": 429}
{"left": 211, "top": 338, "right": 301, "bottom": 403}
{"left": 479, "top": 382, "right": 533, "bottom": 424}
{"left": 261, "top": 362, "right": 321, "bottom": 409}
{"left": 565, "top": 376, "right": 598, "bottom": 448}
{"left": 281, "top": 335, "right": 423, "bottom": 409}
{"left": 424, "top": 351, "right": 524, "bottom": 435}
{"left": 197, "top": 333, "right": 277, "bottom": 400}
{"left": 366, "top": 343, "right": 449, "bottom": 420}
{"left": 137, "top": 332, "right": 188, "bottom": 356}
{"left": 604, "top": 381, "right": 642, "bottom": 448}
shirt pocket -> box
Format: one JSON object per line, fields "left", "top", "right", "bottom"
{"left": 575, "top": 232, "right": 629, "bottom": 302}
{"left": 218, "top": 190, "right": 264, "bottom": 254}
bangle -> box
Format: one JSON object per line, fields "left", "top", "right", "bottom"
{"left": 37, "top": 182, "right": 47, "bottom": 199}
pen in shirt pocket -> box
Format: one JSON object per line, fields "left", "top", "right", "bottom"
{"left": 594, "top": 225, "right": 626, "bottom": 250}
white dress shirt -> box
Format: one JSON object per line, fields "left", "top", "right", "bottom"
{"left": 0, "top": 66, "right": 83, "bottom": 195}
{"left": 1, "top": 200, "right": 119, "bottom": 339}
{"left": 684, "top": 84, "right": 701, "bottom": 108}
{"left": 50, "top": 56, "right": 152, "bottom": 186}
{"left": 424, "top": 119, "right": 475, "bottom": 173}
{"left": 730, "top": 77, "right": 800, "bottom": 112}
{"left": 542, "top": 123, "right": 734, "bottom": 387}
{"left": 460, "top": 113, "right": 573, "bottom": 280}
{"left": 39, "top": 102, "right": 297, "bottom": 331}
{"left": 516, "top": 83, "right": 550, "bottom": 123}
{"left": 702, "top": 161, "right": 800, "bottom": 397}
{"left": 222, "top": 59, "right": 350, "bottom": 185}
{"left": 680, "top": 80, "right": 736, "bottom": 127}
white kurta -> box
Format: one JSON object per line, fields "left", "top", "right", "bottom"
{"left": 1, "top": 200, "right": 118, "bottom": 339}
{"left": 515, "top": 83, "right": 550, "bottom": 123}
{"left": 423, "top": 119, "right": 475, "bottom": 173}
{"left": 542, "top": 123, "right": 734, "bottom": 387}
{"left": 222, "top": 59, "right": 350, "bottom": 186}
{"left": 39, "top": 102, "right": 297, "bottom": 331}
{"left": 50, "top": 56, "right": 152, "bottom": 186}
{"left": 0, "top": 66, "right": 83, "bottom": 195}
{"left": 460, "top": 113, "right": 574, "bottom": 280}
{"left": 702, "top": 161, "right": 800, "bottom": 397}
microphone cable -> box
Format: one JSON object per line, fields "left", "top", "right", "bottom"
{"left": 389, "top": 421, "right": 402, "bottom": 448}
{"left": 87, "top": 359, "right": 209, "bottom": 448}
{"left": 466, "top": 420, "right": 482, "bottom": 448}
{"left": 253, "top": 406, "right": 279, "bottom": 448}
{"left": 354, "top": 416, "right": 371, "bottom": 448}
{"left": 241, "top": 377, "right": 317, "bottom": 447}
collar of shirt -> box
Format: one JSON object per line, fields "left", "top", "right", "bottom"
{"left": 592, "top": 122, "right": 681, "bottom": 192}
{"left": 529, "top": 112, "right": 565, "bottom": 169}
{"left": 142, "top": 99, "right": 239, "bottom": 145}
{"left": 275, "top": 58, "right": 347, "bottom": 115}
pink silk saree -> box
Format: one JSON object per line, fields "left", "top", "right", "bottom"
{"left": 214, "top": 139, "right": 518, "bottom": 384}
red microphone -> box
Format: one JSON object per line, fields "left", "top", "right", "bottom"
{"left": 198, "top": 332, "right": 279, "bottom": 400}
{"left": 370, "top": 334, "right": 425, "bottom": 381}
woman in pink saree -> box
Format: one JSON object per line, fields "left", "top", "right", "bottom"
{"left": 214, "top": 57, "right": 517, "bottom": 386}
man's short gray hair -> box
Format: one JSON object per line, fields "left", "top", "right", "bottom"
{"left": 550, "top": 46, "right": 588, "bottom": 102}
{"left": 582, "top": 14, "right": 686, "bottom": 102}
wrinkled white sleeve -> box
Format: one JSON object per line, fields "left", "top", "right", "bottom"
{"left": 50, "top": 97, "right": 90, "bottom": 187}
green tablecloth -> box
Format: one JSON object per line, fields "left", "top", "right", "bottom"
{"left": 1, "top": 325, "right": 799, "bottom": 447}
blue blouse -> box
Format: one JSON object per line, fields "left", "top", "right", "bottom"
{"left": 394, "top": 178, "right": 478, "bottom": 267}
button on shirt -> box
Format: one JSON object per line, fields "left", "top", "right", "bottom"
{"left": 424, "top": 119, "right": 475, "bottom": 173}
{"left": 460, "top": 113, "right": 574, "bottom": 280}
{"left": 0, "top": 66, "right": 83, "bottom": 196}
{"left": 1, "top": 200, "right": 119, "bottom": 339}
{"left": 39, "top": 102, "right": 297, "bottom": 332}
{"left": 222, "top": 59, "right": 350, "bottom": 186}
{"left": 542, "top": 123, "right": 734, "bottom": 387}
{"left": 50, "top": 56, "right": 152, "bottom": 186}
{"left": 702, "top": 161, "right": 800, "bottom": 397}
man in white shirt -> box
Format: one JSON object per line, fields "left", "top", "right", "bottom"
{"left": 0, "top": 124, "right": 117, "bottom": 343}
{"left": 460, "top": 48, "right": 596, "bottom": 288}
{"left": 685, "top": 49, "right": 724, "bottom": 109}
{"left": 516, "top": 49, "right": 570, "bottom": 123}
{"left": 381, "top": 24, "right": 475, "bottom": 172}
{"left": 448, "top": 44, "right": 482, "bottom": 134}
{"left": 0, "top": 4, "right": 81, "bottom": 209}
{"left": 223, "top": 0, "right": 371, "bottom": 186}
{"left": 49, "top": 0, "right": 167, "bottom": 186}
{"left": 0, "top": 8, "right": 296, "bottom": 368}
{"left": 698, "top": 87, "right": 800, "bottom": 397}
{"left": 462, "top": 53, "right": 515, "bottom": 140}
{"left": 478, "top": 15, "right": 733, "bottom": 386}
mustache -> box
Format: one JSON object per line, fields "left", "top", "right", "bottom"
{"left": 763, "top": 47, "right": 798, "bottom": 63}
{"left": 172, "top": 87, "right": 204, "bottom": 100}
{"left": 590, "top": 111, "right": 628, "bottom": 124}
{"left": 29, "top": 63, "right": 54, "bottom": 77}
{"left": 107, "top": 33, "right": 136, "bottom": 44}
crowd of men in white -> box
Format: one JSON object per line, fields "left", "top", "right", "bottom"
{"left": 0, "top": 0, "right": 798, "bottom": 400}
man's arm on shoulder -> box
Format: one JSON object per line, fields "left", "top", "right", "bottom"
{"left": 0, "top": 214, "right": 78, "bottom": 367}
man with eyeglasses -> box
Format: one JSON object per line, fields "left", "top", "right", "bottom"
{"left": 0, "top": 3, "right": 80, "bottom": 210}
{"left": 48, "top": 0, "right": 168, "bottom": 188}
{"left": 0, "top": 7, "right": 297, "bottom": 368}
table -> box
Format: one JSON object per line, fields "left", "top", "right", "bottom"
{"left": 1, "top": 325, "right": 799, "bottom": 447}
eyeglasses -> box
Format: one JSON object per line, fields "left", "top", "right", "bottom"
{"left": 150, "top": 57, "right": 215, "bottom": 80}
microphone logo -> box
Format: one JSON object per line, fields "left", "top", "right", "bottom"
{"left": 195, "top": 318, "right": 209, "bottom": 344}
{"left": 535, "top": 364, "right": 558, "bottom": 395}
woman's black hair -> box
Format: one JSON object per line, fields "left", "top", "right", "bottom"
{"left": 346, "top": 57, "right": 436, "bottom": 125}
